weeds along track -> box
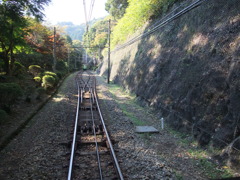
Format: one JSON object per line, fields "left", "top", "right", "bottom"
{"left": 67, "top": 71, "right": 124, "bottom": 180}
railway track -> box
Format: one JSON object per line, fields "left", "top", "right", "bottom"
{"left": 67, "top": 71, "right": 124, "bottom": 180}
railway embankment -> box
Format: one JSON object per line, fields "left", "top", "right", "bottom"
{"left": 99, "top": 0, "right": 240, "bottom": 169}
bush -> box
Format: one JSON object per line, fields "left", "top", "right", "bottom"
{"left": 0, "top": 109, "right": 8, "bottom": 123}
{"left": 34, "top": 76, "right": 41, "bottom": 83}
{"left": 0, "top": 83, "right": 23, "bottom": 108}
{"left": 29, "top": 65, "right": 42, "bottom": 76}
{"left": 56, "top": 71, "right": 63, "bottom": 79}
{"left": 42, "top": 75, "right": 55, "bottom": 90}
{"left": 43, "top": 71, "right": 59, "bottom": 83}
{"left": 12, "top": 61, "right": 25, "bottom": 76}
{"left": 56, "top": 60, "right": 67, "bottom": 72}
{"left": 36, "top": 87, "right": 45, "bottom": 100}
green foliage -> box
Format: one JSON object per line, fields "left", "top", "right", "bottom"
{"left": 34, "top": 76, "right": 41, "bottom": 83}
{"left": 83, "top": 18, "right": 110, "bottom": 58}
{"left": 0, "top": 83, "right": 23, "bottom": 107}
{"left": 42, "top": 75, "right": 55, "bottom": 90}
{"left": 56, "top": 60, "right": 67, "bottom": 73}
{"left": 56, "top": 71, "right": 64, "bottom": 79}
{"left": 111, "top": 0, "right": 178, "bottom": 47}
{"left": 29, "top": 65, "right": 42, "bottom": 76}
{"left": 105, "top": 0, "right": 129, "bottom": 20}
{"left": 43, "top": 71, "right": 58, "bottom": 83}
{"left": 36, "top": 87, "right": 45, "bottom": 100}
{"left": 0, "top": 0, "right": 50, "bottom": 75}
{"left": 12, "top": 61, "right": 25, "bottom": 76}
{"left": 0, "top": 109, "right": 8, "bottom": 123}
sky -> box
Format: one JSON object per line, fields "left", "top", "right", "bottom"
{"left": 44, "top": 0, "right": 109, "bottom": 25}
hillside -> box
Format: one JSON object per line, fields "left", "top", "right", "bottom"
{"left": 57, "top": 22, "right": 85, "bottom": 41}
{"left": 58, "top": 18, "right": 104, "bottom": 41}
{"left": 100, "top": 0, "right": 240, "bottom": 168}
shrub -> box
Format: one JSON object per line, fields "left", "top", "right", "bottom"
{"left": 36, "top": 87, "right": 45, "bottom": 100}
{"left": 43, "top": 71, "right": 59, "bottom": 83}
{"left": 29, "top": 65, "right": 42, "bottom": 76}
{"left": 12, "top": 61, "right": 25, "bottom": 76}
{"left": 56, "top": 60, "right": 67, "bottom": 72}
{"left": 0, "top": 83, "right": 23, "bottom": 108}
{"left": 56, "top": 71, "right": 63, "bottom": 79}
{"left": 42, "top": 75, "right": 55, "bottom": 90}
{"left": 34, "top": 76, "right": 41, "bottom": 83}
{"left": 0, "top": 109, "right": 8, "bottom": 123}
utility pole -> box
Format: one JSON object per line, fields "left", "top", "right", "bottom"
{"left": 78, "top": 51, "right": 81, "bottom": 70}
{"left": 98, "top": 46, "right": 101, "bottom": 64}
{"left": 75, "top": 56, "right": 77, "bottom": 70}
{"left": 68, "top": 48, "right": 70, "bottom": 73}
{"left": 107, "top": 19, "right": 111, "bottom": 84}
{"left": 53, "top": 27, "right": 57, "bottom": 72}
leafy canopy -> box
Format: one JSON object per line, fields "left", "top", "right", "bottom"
{"left": 105, "top": 0, "right": 129, "bottom": 20}
{"left": 111, "top": 0, "right": 178, "bottom": 47}
{"left": 0, "top": 0, "right": 50, "bottom": 74}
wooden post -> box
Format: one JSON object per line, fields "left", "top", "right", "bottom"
{"left": 53, "top": 27, "right": 57, "bottom": 72}
{"left": 107, "top": 19, "right": 111, "bottom": 84}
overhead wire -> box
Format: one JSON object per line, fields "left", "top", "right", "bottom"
{"left": 83, "top": 0, "right": 88, "bottom": 31}
{"left": 110, "top": 0, "right": 240, "bottom": 152}
{"left": 113, "top": 0, "right": 207, "bottom": 52}
{"left": 88, "top": 0, "right": 95, "bottom": 24}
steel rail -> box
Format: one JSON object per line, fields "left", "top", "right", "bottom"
{"left": 89, "top": 86, "right": 103, "bottom": 180}
{"left": 67, "top": 75, "right": 81, "bottom": 180}
{"left": 93, "top": 88, "right": 124, "bottom": 180}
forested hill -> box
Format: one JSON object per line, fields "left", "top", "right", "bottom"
{"left": 57, "top": 22, "right": 85, "bottom": 41}
{"left": 58, "top": 18, "right": 103, "bottom": 41}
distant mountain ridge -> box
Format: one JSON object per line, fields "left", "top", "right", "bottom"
{"left": 57, "top": 22, "right": 85, "bottom": 41}
{"left": 58, "top": 18, "right": 104, "bottom": 41}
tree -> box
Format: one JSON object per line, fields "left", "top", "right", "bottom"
{"left": 83, "top": 18, "right": 110, "bottom": 62}
{"left": 0, "top": 0, "right": 50, "bottom": 75}
{"left": 105, "top": 0, "right": 129, "bottom": 20}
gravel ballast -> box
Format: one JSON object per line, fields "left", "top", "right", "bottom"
{"left": 0, "top": 72, "right": 224, "bottom": 179}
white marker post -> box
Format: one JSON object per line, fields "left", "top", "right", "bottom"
{"left": 161, "top": 117, "right": 164, "bottom": 129}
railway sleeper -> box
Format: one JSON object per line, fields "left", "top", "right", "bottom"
{"left": 77, "top": 140, "right": 107, "bottom": 146}
{"left": 79, "top": 107, "right": 98, "bottom": 111}
{"left": 77, "top": 131, "right": 104, "bottom": 136}
{"left": 77, "top": 161, "right": 114, "bottom": 169}
{"left": 78, "top": 119, "right": 100, "bottom": 122}
{"left": 76, "top": 150, "right": 110, "bottom": 156}
{"left": 80, "top": 177, "right": 119, "bottom": 180}
{"left": 77, "top": 125, "right": 104, "bottom": 134}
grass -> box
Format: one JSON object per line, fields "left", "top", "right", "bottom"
{"left": 185, "top": 148, "right": 233, "bottom": 179}
{"left": 167, "top": 127, "right": 192, "bottom": 146}
{"left": 107, "top": 83, "right": 146, "bottom": 126}
{"left": 105, "top": 81, "right": 235, "bottom": 179}
{"left": 167, "top": 127, "right": 234, "bottom": 179}
{"left": 174, "top": 170, "right": 184, "bottom": 180}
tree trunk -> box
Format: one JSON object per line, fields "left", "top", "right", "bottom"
{"left": 9, "top": 25, "right": 14, "bottom": 76}
{"left": 3, "top": 52, "right": 10, "bottom": 75}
